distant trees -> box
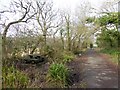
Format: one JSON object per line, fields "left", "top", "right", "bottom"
{"left": 72, "top": 1, "right": 92, "bottom": 50}
{"left": 86, "top": 0, "right": 119, "bottom": 50}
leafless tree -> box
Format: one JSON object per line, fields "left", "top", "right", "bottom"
{"left": 72, "top": 1, "right": 93, "bottom": 49}
{"left": 30, "top": 0, "right": 61, "bottom": 54}
{"left": 64, "top": 13, "right": 71, "bottom": 51}
{"left": 100, "top": 0, "right": 118, "bottom": 14}
{"left": 1, "top": 0, "right": 37, "bottom": 59}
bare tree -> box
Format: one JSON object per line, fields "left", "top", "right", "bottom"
{"left": 64, "top": 14, "right": 71, "bottom": 51}
{"left": 1, "top": 0, "right": 37, "bottom": 59}
{"left": 30, "top": 0, "right": 61, "bottom": 54}
{"left": 60, "top": 28, "right": 66, "bottom": 50}
{"left": 37, "top": 0, "right": 58, "bottom": 44}
{"left": 60, "top": 11, "right": 72, "bottom": 51}
{"left": 100, "top": 0, "right": 118, "bottom": 14}
{"left": 72, "top": 1, "right": 94, "bottom": 49}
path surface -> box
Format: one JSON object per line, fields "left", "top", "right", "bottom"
{"left": 68, "top": 49, "right": 118, "bottom": 88}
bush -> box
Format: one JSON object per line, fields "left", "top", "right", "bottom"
{"left": 2, "top": 66, "right": 29, "bottom": 88}
{"left": 72, "top": 48, "right": 86, "bottom": 55}
{"left": 44, "top": 45, "right": 55, "bottom": 58}
{"left": 62, "top": 51, "right": 75, "bottom": 64}
{"left": 63, "top": 54, "right": 74, "bottom": 63}
{"left": 47, "top": 63, "right": 69, "bottom": 87}
{"left": 100, "top": 49, "right": 120, "bottom": 64}
{"left": 100, "top": 49, "right": 120, "bottom": 55}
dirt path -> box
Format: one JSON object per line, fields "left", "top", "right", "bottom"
{"left": 68, "top": 49, "right": 118, "bottom": 88}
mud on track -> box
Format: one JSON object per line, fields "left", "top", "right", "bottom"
{"left": 67, "top": 49, "right": 118, "bottom": 88}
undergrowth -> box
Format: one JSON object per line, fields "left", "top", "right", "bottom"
{"left": 2, "top": 65, "right": 29, "bottom": 88}
{"left": 46, "top": 63, "right": 69, "bottom": 88}
{"left": 100, "top": 48, "right": 120, "bottom": 64}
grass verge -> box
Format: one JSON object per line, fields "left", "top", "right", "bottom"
{"left": 100, "top": 49, "right": 120, "bottom": 64}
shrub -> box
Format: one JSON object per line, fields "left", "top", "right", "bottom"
{"left": 2, "top": 66, "right": 29, "bottom": 88}
{"left": 63, "top": 54, "right": 74, "bottom": 63}
{"left": 100, "top": 49, "right": 120, "bottom": 55}
{"left": 73, "top": 50, "right": 82, "bottom": 55}
{"left": 44, "top": 45, "right": 55, "bottom": 58}
{"left": 100, "top": 49, "right": 120, "bottom": 64}
{"left": 62, "top": 51, "right": 74, "bottom": 64}
{"left": 47, "top": 63, "right": 69, "bottom": 87}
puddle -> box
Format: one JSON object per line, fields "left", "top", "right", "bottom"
{"left": 100, "top": 77, "right": 112, "bottom": 80}
{"left": 101, "top": 72, "right": 106, "bottom": 75}
{"left": 97, "top": 79, "right": 102, "bottom": 82}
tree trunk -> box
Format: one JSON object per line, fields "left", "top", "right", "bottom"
{"left": 43, "top": 34, "right": 47, "bottom": 47}
{"left": 53, "top": 35, "right": 55, "bottom": 43}
{"left": 77, "top": 36, "right": 81, "bottom": 49}
{"left": 30, "top": 42, "right": 39, "bottom": 54}
{"left": 30, "top": 29, "right": 47, "bottom": 54}
{"left": 60, "top": 29, "right": 64, "bottom": 50}
{"left": 61, "top": 37, "right": 64, "bottom": 50}
{"left": 30, "top": 37, "right": 42, "bottom": 54}
{"left": 2, "top": 24, "right": 11, "bottom": 60}
{"left": 67, "top": 21, "right": 71, "bottom": 51}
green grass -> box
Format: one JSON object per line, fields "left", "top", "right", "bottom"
{"left": 2, "top": 65, "right": 29, "bottom": 88}
{"left": 47, "top": 63, "right": 69, "bottom": 87}
{"left": 100, "top": 49, "right": 120, "bottom": 55}
{"left": 63, "top": 54, "right": 74, "bottom": 63}
{"left": 62, "top": 51, "right": 74, "bottom": 64}
{"left": 100, "top": 49, "right": 120, "bottom": 64}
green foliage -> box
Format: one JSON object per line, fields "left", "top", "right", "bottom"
{"left": 2, "top": 66, "right": 29, "bottom": 88}
{"left": 86, "top": 12, "right": 118, "bottom": 27}
{"left": 86, "top": 12, "right": 119, "bottom": 50}
{"left": 86, "top": 17, "right": 95, "bottom": 23}
{"left": 46, "top": 46, "right": 75, "bottom": 63}
{"left": 62, "top": 51, "right": 74, "bottom": 63}
{"left": 47, "top": 63, "right": 69, "bottom": 87}
{"left": 63, "top": 54, "right": 74, "bottom": 63}
{"left": 100, "top": 49, "right": 120, "bottom": 55}
{"left": 73, "top": 50, "right": 81, "bottom": 55}
{"left": 44, "top": 45, "right": 55, "bottom": 58}
{"left": 97, "top": 12, "right": 118, "bottom": 26}
{"left": 97, "top": 29, "right": 120, "bottom": 49}
{"left": 100, "top": 49, "right": 120, "bottom": 64}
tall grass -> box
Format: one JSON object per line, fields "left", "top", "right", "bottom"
{"left": 2, "top": 65, "right": 29, "bottom": 88}
{"left": 47, "top": 63, "right": 69, "bottom": 87}
{"left": 100, "top": 49, "right": 120, "bottom": 64}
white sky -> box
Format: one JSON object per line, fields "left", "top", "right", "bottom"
{"left": 0, "top": 0, "right": 107, "bottom": 25}
{"left": 0, "top": 0, "right": 116, "bottom": 36}
{"left": 0, "top": 0, "right": 105, "bottom": 11}
{"left": 53, "top": 0, "right": 104, "bottom": 9}
{"left": 0, "top": 0, "right": 107, "bottom": 21}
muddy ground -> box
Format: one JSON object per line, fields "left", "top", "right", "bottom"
{"left": 14, "top": 49, "right": 118, "bottom": 88}
{"left": 68, "top": 49, "right": 118, "bottom": 88}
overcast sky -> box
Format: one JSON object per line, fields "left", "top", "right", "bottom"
{"left": 0, "top": 0, "right": 117, "bottom": 36}
{"left": 0, "top": 0, "right": 107, "bottom": 21}
{"left": 53, "top": 0, "right": 104, "bottom": 9}
{"left": 0, "top": 0, "right": 105, "bottom": 11}
{"left": 0, "top": 0, "right": 108, "bottom": 24}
